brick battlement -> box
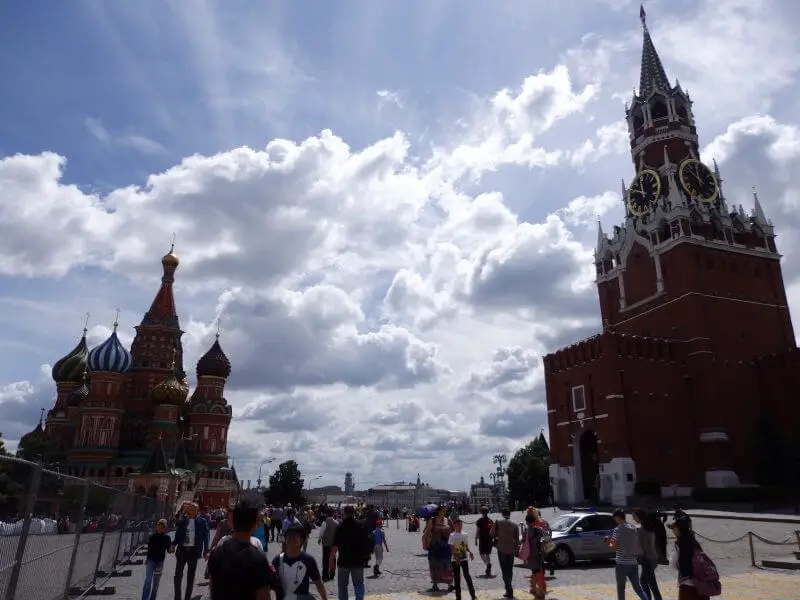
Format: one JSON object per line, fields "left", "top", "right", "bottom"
{"left": 544, "top": 331, "right": 679, "bottom": 374}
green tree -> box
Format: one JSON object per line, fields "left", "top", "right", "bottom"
{"left": 265, "top": 460, "right": 305, "bottom": 507}
{"left": 0, "top": 431, "right": 24, "bottom": 517}
{"left": 507, "top": 432, "right": 551, "bottom": 508}
{"left": 16, "top": 432, "right": 61, "bottom": 465}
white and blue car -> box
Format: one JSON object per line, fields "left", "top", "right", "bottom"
{"left": 548, "top": 511, "right": 618, "bottom": 568}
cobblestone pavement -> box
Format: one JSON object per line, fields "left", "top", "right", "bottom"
{"left": 106, "top": 510, "right": 800, "bottom": 599}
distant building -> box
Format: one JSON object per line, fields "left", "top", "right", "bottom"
{"left": 344, "top": 472, "right": 355, "bottom": 495}
{"left": 365, "top": 484, "right": 418, "bottom": 508}
{"left": 469, "top": 476, "right": 493, "bottom": 510}
{"left": 306, "top": 485, "right": 344, "bottom": 504}
{"left": 364, "top": 477, "right": 467, "bottom": 509}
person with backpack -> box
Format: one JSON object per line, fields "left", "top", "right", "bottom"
{"left": 632, "top": 508, "right": 662, "bottom": 600}
{"left": 207, "top": 494, "right": 274, "bottom": 600}
{"left": 669, "top": 515, "right": 721, "bottom": 599}
{"left": 604, "top": 509, "right": 648, "bottom": 600}
{"left": 520, "top": 513, "right": 546, "bottom": 599}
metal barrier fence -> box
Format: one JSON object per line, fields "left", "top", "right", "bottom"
{"left": 692, "top": 528, "right": 800, "bottom": 569}
{"left": 0, "top": 454, "right": 161, "bottom": 600}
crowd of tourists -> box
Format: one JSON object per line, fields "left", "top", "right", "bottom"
{"left": 139, "top": 497, "right": 720, "bottom": 600}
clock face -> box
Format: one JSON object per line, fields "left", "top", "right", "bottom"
{"left": 627, "top": 169, "right": 661, "bottom": 216}
{"left": 679, "top": 159, "right": 718, "bottom": 203}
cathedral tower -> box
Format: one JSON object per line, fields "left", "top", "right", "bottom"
{"left": 186, "top": 334, "right": 232, "bottom": 468}
{"left": 146, "top": 352, "right": 188, "bottom": 453}
{"left": 46, "top": 324, "right": 89, "bottom": 453}
{"left": 122, "top": 246, "right": 188, "bottom": 452}
{"left": 70, "top": 317, "right": 132, "bottom": 470}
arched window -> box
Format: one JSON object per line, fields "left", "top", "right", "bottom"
{"left": 632, "top": 107, "right": 644, "bottom": 133}
{"left": 650, "top": 100, "right": 668, "bottom": 123}
{"left": 675, "top": 104, "right": 689, "bottom": 123}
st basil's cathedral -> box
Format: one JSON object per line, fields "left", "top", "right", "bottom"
{"left": 21, "top": 246, "right": 239, "bottom": 509}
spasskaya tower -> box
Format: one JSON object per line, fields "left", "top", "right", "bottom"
{"left": 543, "top": 7, "right": 798, "bottom": 506}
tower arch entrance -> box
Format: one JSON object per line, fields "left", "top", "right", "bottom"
{"left": 579, "top": 430, "right": 600, "bottom": 504}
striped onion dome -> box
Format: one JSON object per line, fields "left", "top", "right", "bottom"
{"left": 87, "top": 325, "right": 132, "bottom": 374}
{"left": 52, "top": 329, "right": 89, "bottom": 383}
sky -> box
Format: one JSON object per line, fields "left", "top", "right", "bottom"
{"left": 1, "top": 0, "right": 800, "bottom": 492}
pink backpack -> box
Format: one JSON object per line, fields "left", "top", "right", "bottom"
{"left": 692, "top": 549, "right": 722, "bottom": 597}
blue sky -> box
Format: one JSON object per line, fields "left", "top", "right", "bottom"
{"left": 1, "top": 0, "right": 799, "bottom": 489}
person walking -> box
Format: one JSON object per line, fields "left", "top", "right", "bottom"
{"left": 273, "top": 523, "right": 328, "bottom": 600}
{"left": 522, "top": 513, "right": 546, "bottom": 599}
{"left": 371, "top": 520, "right": 389, "bottom": 576}
{"left": 669, "top": 515, "right": 720, "bottom": 600}
{"left": 474, "top": 506, "right": 494, "bottom": 578}
{"left": 207, "top": 494, "right": 274, "bottom": 600}
{"left": 172, "top": 502, "right": 209, "bottom": 600}
{"left": 633, "top": 509, "right": 663, "bottom": 600}
{"left": 490, "top": 508, "right": 519, "bottom": 599}
{"left": 318, "top": 508, "right": 339, "bottom": 581}
{"left": 205, "top": 509, "right": 232, "bottom": 580}
{"left": 422, "top": 506, "right": 454, "bottom": 593}
{"left": 605, "top": 509, "right": 648, "bottom": 600}
{"left": 328, "top": 505, "right": 370, "bottom": 600}
{"left": 448, "top": 517, "right": 477, "bottom": 600}
{"left": 141, "top": 519, "right": 172, "bottom": 600}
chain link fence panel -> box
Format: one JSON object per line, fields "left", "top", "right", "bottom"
{"left": 0, "top": 455, "right": 161, "bottom": 600}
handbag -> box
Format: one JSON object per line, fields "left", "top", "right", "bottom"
{"left": 518, "top": 539, "right": 531, "bottom": 561}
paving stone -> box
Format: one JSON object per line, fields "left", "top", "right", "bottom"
{"left": 103, "top": 509, "right": 800, "bottom": 599}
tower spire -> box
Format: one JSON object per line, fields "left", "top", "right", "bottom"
{"left": 637, "top": 6, "right": 672, "bottom": 98}
{"left": 595, "top": 220, "right": 606, "bottom": 255}
{"left": 752, "top": 186, "right": 769, "bottom": 225}
{"left": 141, "top": 245, "right": 181, "bottom": 329}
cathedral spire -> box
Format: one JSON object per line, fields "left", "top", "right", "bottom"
{"left": 141, "top": 244, "right": 180, "bottom": 329}
{"left": 638, "top": 6, "right": 672, "bottom": 98}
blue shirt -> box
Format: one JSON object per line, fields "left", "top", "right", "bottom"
{"left": 282, "top": 517, "right": 300, "bottom": 535}
{"left": 373, "top": 528, "right": 385, "bottom": 546}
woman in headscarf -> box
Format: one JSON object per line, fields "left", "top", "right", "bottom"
{"left": 422, "top": 505, "right": 454, "bottom": 592}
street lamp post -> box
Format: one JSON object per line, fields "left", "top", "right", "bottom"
{"left": 493, "top": 454, "right": 508, "bottom": 505}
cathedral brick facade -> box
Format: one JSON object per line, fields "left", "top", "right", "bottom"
{"left": 34, "top": 247, "right": 239, "bottom": 510}
{"left": 544, "top": 8, "right": 799, "bottom": 505}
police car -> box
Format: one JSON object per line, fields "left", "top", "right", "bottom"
{"left": 548, "top": 511, "right": 618, "bottom": 568}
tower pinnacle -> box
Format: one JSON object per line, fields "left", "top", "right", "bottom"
{"left": 141, "top": 245, "right": 180, "bottom": 329}
{"left": 637, "top": 6, "right": 672, "bottom": 98}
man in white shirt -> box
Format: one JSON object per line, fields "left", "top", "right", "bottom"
{"left": 172, "top": 502, "right": 209, "bottom": 600}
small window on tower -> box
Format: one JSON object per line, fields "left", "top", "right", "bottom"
{"left": 571, "top": 385, "right": 586, "bottom": 413}
{"left": 650, "top": 100, "right": 668, "bottom": 122}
